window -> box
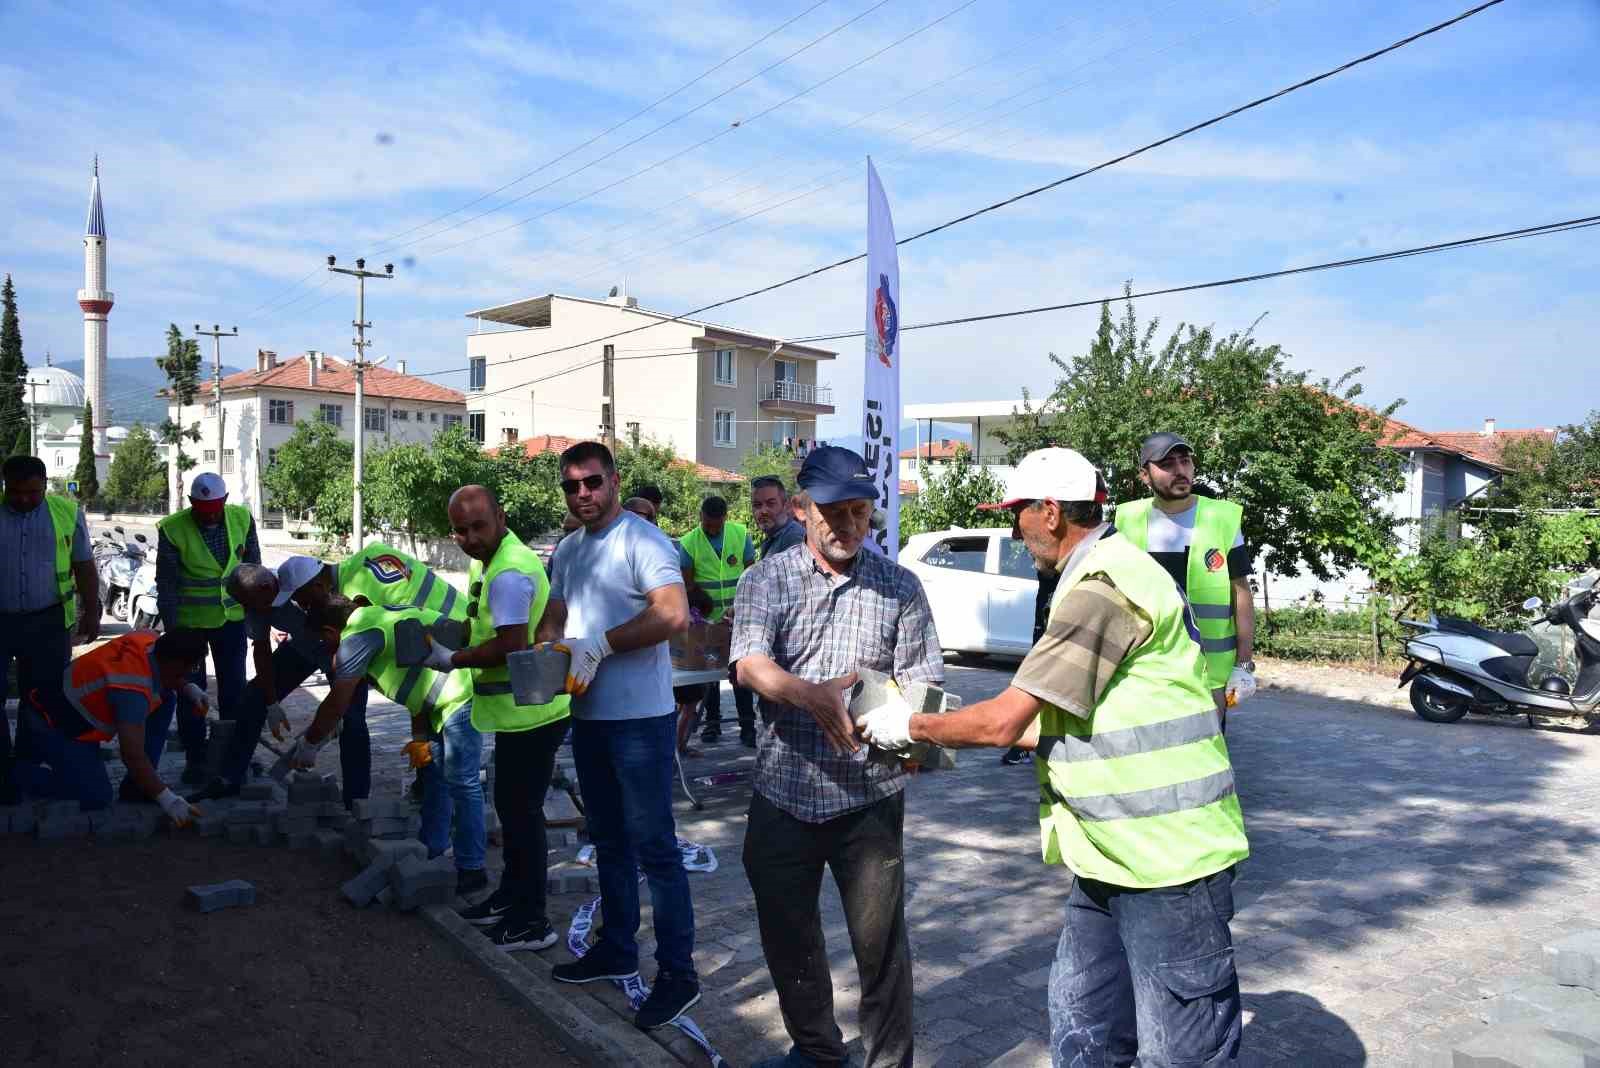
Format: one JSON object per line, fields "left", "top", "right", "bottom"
{"left": 267, "top": 398, "right": 294, "bottom": 425}
{"left": 713, "top": 408, "right": 735, "bottom": 448}
{"left": 222, "top": 449, "right": 235, "bottom": 474}
{"left": 999, "top": 538, "right": 1036, "bottom": 580}
{"left": 920, "top": 536, "right": 989, "bottom": 573}
{"left": 417, "top": 409, "right": 427, "bottom": 421}
{"left": 55, "top": 453, "right": 64, "bottom": 468}
{"left": 770, "top": 417, "right": 798, "bottom": 447}
{"left": 713, "top": 348, "right": 736, "bottom": 386}
{"left": 393, "top": 408, "right": 410, "bottom": 422}
{"left": 319, "top": 403, "right": 343, "bottom": 428}
{"left": 203, "top": 449, "right": 217, "bottom": 463}
{"left": 467, "top": 412, "right": 485, "bottom": 443}
{"left": 430, "top": 412, "right": 439, "bottom": 424}
{"left": 364, "top": 407, "right": 387, "bottom": 432}
{"left": 444, "top": 413, "right": 463, "bottom": 430}
{"left": 267, "top": 449, "right": 278, "bottom": 467}
{"left": 469, "top": 357, "right": 486, "bottom": 392}
{"left": 503, "top": 427, "right": 519, "bottom": 444}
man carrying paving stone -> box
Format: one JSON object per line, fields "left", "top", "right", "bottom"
{"left": 300, "top": 595, "right": 492, "bottom": 896}
{"left": 540, "top": 441, "right": 699, "bottom": 1032}
{"left": 731, "top": 445, "right": 943, "bottom": 1068}
{"left": 432, "top": 484, "right": 571, "bottom": 951}
{"left": 855, "top": 447, "right": 1251, "bottom": 1068}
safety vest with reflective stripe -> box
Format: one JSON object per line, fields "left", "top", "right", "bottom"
{"left": 61, "top": 630, "right": 163, "bottom": 743}
{"left": 1034, "top": 530, "right": 1249, "bottom": 888}
{"left": 43, "top": 494, "right": 80, "bottom": 629}
{"left": 465, "top": 530, "right": 570, "bottom": 734}
{"left": 337, "top": 542, "right": 466, "bottom": 622}
{"left": 157, "top": 505, "right": 253, "bottom": 628}
{"left": 1116, "top": 496, "right": 1242, "bottom": 688}
{"left": 342, "top": 604, "right": 472, "bottom": 733}
{"left": 679, "top": 521, "right": 748, "bottom": 623}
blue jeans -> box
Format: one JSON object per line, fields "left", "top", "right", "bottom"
{"left": 0, "top": 610, "right": 71, "bottom": 795}
{"left": 15, "top": 705, "right": 113, "bottom": 809}
{"left": 1049, "top": 868, "right": 1241, "bottom": 1068}
{"left": 418, "top": 704, "right": 485, "bottom": 872}
{"left": 570, "top": 712, "right": 695, "bottom": 977}
{"left": 143, "top": 688, "right": 192, "bottom": 768}
{"left": 177, "top": 619, "right": 249, "bottom": 763}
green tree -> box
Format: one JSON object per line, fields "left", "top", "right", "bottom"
{"left": 482, "top": 442, "right": 565, "bottom": 539}
{"left": 104, "top": 423, "right": 166, "bottom": 506}
{"left": 615, "top": 438, "right": 710, "bottom": 536}
{"left": 73, "top": 402, "right": 99, "bottom": 501}
{"left": 899, "top": 444, "right": 1010, "bottom": 545}
{"left": 999, "top": 291, "right": 1405, "bottom": 583}
{"left": 364, "top": 426, "right": 496, "bottom": 542}
{"left": 0, "top": 274, "right": 27, "bottom": 449}
{"left": 9, "top": 420, "right": 30, "bottom": 458}
{"left": 261, "top": 418, "right": 352, "bottom": 517}
{"left": 155, "top": 324, "right": 203, "bottom": 502}
{"left": 728, "top": 443, "right": 798, "bottom": 527}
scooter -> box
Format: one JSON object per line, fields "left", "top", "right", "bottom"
{"left": 129, "top": 553, "right": 159, "bottom": 631}
{"left": 95, "top": 526, "right": 149, "bottom": 623}
{"left": 1398, "top": 588, "right": 1600, "bottom": 730}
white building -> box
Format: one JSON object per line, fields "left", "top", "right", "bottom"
{"left": 901, "top": 399, "right": 1026, "bottom": 490}
{"left": 464, "top": 290, "right": 836, "bottom": 468}
{"left": 166, "top": 350, "right": 467, "bottom": 518}
{"left": 28, "top": 360, "right": 136, "bottom": 486}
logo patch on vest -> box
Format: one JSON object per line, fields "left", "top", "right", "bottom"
{"left": 726, "top": 553, "right": 737, "bottom": 566}
{"left": 363, "top": 554, "right": 412, "bottom": 585}
{"left": 1203, "top": 548, "right": 1226, "bottom": 573}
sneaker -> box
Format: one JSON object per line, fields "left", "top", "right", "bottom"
{"left": 187, "top": 778, "right": 241, "bottom": 804}
{"left": 699, "top": 727, "right": 721, "bottom": 744}
{"left": 739, "top": 726, "right": 757, "bottom": 749}
{"left": 456, "top": 868, "right": 489, "bottom": 896}
{"left": 552, "top": 950, "right": 638, "bottom": 985}
{"left": 458, "top": 887, "right": 514, "bottom": 927}
{"left": 487, "top": 916, "right": 558, "bottom": 952}
{"left": 1000, "top": 747, "right": 1029, "bottom": 766}
{"left": 635, "top": 970, "right": 701, "bottom": 1030}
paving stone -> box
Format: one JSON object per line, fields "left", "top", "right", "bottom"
{"left": 285, "top": 830, "right": 317, "bottom": 849}
{"left": 390, "top": 856, "right": 457, "bottom": 910}
{"left": 1451, "top": 1021, "right": 1600, "bottom": 1067}
{"left": 7, "top": 805, "right": 35, "bottom": 834}
{"left": 226, "top": 822, "right": 253, "bottom": 845}
{"left": 363, "top": 837, "right": 427, "bottom": 871}
{"left": 250, "top": 824, "right": 275, "bottom": 846}
{"left": 1480, "top": 978, "right": 1600, "bottom": 1024}
{"left": 187, "top": 883, "right": 240, "bottom": 912}
{"left": 546, "top": 865, "right": 600, "bottom": 895}
{"left": 340, "top": 862, "right": 390, "bottom": 907}
{"left": 368, "top": 816, "right": 409, "bottom": 837}
{"left": 544, "top": 789, "right": 582, "bottom": 826}
{"left": 313, "top": 829, "right": 343, "bottom": 857}
{"left": 239, "top": 782, "right": 279, "bottom": 801}
{"left": 36, "top": 812, "right": 91, "bottom": 840}
{"left": 1544, "top": 931, "right": 1600, "bottom": 991}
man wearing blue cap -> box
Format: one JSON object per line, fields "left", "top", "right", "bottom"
{"left": 732, "top": 444, "right": 943, "bottom": 1068}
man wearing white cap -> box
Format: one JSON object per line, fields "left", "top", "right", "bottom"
{"left": 153, "top": 472, "right": 260, "bottom": 786}
{"left": 857, "top": 447, "right": 1249, "bottom": 1068}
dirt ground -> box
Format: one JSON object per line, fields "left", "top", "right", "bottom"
{"left": 0, "top": 835, "right": 582, "bottom": 1067}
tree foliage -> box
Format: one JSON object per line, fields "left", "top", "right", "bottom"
{"left": 9, "top": 421, "right": 29, "bottom": 459}
{"left": 104, "top": 423, "right": 166, "bottom": 506}
{"left": 616, "top": 438, "right": 712, "bottom": 537}
{"left": 155, "top": 324, "right": 203, "bottom": 501}
{"left": 0, "top": 274, "right": 26, "bottom": 449}
{"left": 262, "top": 418, "right": 353, "bottom": 517}
{"left": 74, "top": 402, "right": 99, "bottom": 501}
{"left": 899, "top": 445, "right": 1009, "bottom": 546}
{"left": 999, "top": 291, "right": 1405, "bottom": 581}
{"left": 726, "top": 443, "right": 797, "bottom": 528}
{"left": 1480, "top": 410, "right": 1600, "bottom": 514}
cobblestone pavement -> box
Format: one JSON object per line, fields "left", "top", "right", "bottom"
{"left": 47, "top": 647, "right": 1600, "bottom": 1066}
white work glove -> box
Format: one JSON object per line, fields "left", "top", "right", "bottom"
{"left": 287, "top": 733, "right": 328, "bottom": 770}
{"left": 181, "top": 683, "right": 210, "bottom": 717}
{"left": 554, "top": 634, "right": 613, "bottom": 696}
{"left": 266, "top": 702, "right": 291, "bottom": 742}
{"left": 1225, "top": 666, "right": 1257, "bottom": 708}
{"left": 156, "top": 788, "right": 199, "bottom": 828}
{"left": 856, "top": 688, "right": 916, "bottom": 751}
{"left": 421, "top": 638, "right": 458, "bottom": 672}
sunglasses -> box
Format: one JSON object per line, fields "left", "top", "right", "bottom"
{"left": 560, "top": 473, "right": 606, "bottom": 494}
{"left": 467, "top": 579, "right": 482, "bottom": 620}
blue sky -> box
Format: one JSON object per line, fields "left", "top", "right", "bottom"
{"left": 2, "top": 0, "right": 1596, "bottom": 439}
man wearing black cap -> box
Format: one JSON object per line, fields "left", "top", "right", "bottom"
{"left": 1116, "top": 432, "right": 1256, "bottom": 721}
{"left": 731, "top": 444, "right": 942, "bottom": 1068}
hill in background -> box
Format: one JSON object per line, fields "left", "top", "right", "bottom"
{"left": 56, "top": 357, "right": 243, "bottom": 428}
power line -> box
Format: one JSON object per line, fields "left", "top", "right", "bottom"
{"left": 425, "top": 0, "right": 1508, "bottom": 379}
{"left": 412, "top": 0, "right": 982, "bottom": 260}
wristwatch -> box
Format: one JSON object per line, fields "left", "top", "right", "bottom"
{"left": 1238, "top": 660, "right": 1256, "bottom": 672}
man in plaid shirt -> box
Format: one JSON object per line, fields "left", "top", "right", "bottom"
{"left": 732, "top": 445, "right": 942, "bottom": 1068}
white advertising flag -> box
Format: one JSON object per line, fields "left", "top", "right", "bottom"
{"left": 863, "top": 157, "right": 900, "bottom": 559}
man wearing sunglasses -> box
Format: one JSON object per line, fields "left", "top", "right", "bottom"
{"left": 541, "top": 441, "right": 699, "bottom": 1033}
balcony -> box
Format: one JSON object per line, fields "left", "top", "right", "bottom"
{"left": 760, "top": 379, "right": 835, "bottom": 414}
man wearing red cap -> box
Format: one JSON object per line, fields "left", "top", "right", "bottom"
{"left": 154, "top": 472, "right": 260, "bottom": 786}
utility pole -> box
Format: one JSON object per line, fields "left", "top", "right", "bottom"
{"left": 27, "top": 377, "right": 39, "bottom": 457}
{"left": 194, "top": 323, "right": 238, "bottom": 471}
{"left": 600, "top": 343, "right": 616, "bottom": 454}
{"left": 327, "top": 256, "right": 392, "bottom": 549}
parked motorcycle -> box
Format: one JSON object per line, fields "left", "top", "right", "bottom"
{"left": 1398, "top": 588, "right": 1600, "bottom": 730}
{"left": 95, "top": 526, "right": 150, "bottom": 623}
{"left": 129, "top": 551, "right": 159, "bottom": 631}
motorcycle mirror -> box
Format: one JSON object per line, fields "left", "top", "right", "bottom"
{"left": 1523, "top": 596, "right": 1544, "bottom": 611}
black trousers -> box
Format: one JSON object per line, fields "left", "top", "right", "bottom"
{"left": 494, "top": 716, "right": 569, "bottom": 922}
{"left": 743, "top": 790, "right": 913, "bottom": 1068}
{"left": 701, "top": 680, "right": 755, "bottom": 733}
{"left": 0, "top": 609, "right": 71, "bottom": 796}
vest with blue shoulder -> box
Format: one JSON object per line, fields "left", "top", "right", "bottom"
{"left": 1034, "top": 530, "right": 1249, "bottom": 888}
{"left": 466, "top": 529, "right": 570, "bottom": 733}
{"left": 1115, "top": 496, "right": 1243, "bottom": 689}
{"left": 341, "top": 604, "right": 473, "bottom": 733}
{"left": 337, "top": 542, "right": 467, "bottom": 622}
{"left": 42, "top": 494, "right": 81, "bottom": 629}
{"left": 679, "top": 520, "right": 748, "bottom": 623}
{"left": 157, "top": 504, "right": 253, "bottom": 628}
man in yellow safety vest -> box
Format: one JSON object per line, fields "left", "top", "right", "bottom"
{"left": 679, "top": 494, "right": 756, "bottom": 747}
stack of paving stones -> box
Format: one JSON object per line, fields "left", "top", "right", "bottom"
{"left": 1448, "top": 927, "right": 1600, "bottom": 1065}
{"left": 186, "top": 879, "right": 257, "bottom": 912}
{"left": 202, "top": 720, "right": 238, "bottom": 782}
{"left": 1, "top": 799, "right": 173, "bottom": 841}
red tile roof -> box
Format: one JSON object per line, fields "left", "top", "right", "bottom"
{"left": 218, "top": 354, "right": 464, "bottom": 405}
{"left": 898, "top": 439, "right": 966, "bottom": 461}
{"left": 1430, "top": 427, "right": 1557, "bottom": 468}
{"left": 504, "top": 435, "right": 743, "bottom": 484}
{"left": 900, "top": 479, "right": 920, "bottom": 497}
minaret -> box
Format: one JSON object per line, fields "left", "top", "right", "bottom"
{"left": 77, "top": 156, "right": 112, "bottom": 452}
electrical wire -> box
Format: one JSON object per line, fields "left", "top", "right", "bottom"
{"left": 422, "top": 0, "right": 1507, "bottom": 379}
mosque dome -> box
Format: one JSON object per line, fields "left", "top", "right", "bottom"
{"left": 26, "top": 366, "right": 87, "bottom": 410}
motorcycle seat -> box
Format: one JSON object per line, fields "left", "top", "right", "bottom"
{"left": 1435, "top": 615, "right": 1540, "bottom": 658}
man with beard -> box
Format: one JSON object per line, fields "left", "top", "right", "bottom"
{"left": 1114, "top": 433, "right": 1256, "bottom": 723}
{"left": 732, "top": 445, "right": 942, "bottom": 1068}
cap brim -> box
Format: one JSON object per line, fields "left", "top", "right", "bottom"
{"left": 805, "top": 483, "right": 879, "bottom": 506}
{"left": 271, "top": 584, "right": 296, "bottom": 608}
{"left": 976, "top": 497, "right": 1025, "bottom": 511}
